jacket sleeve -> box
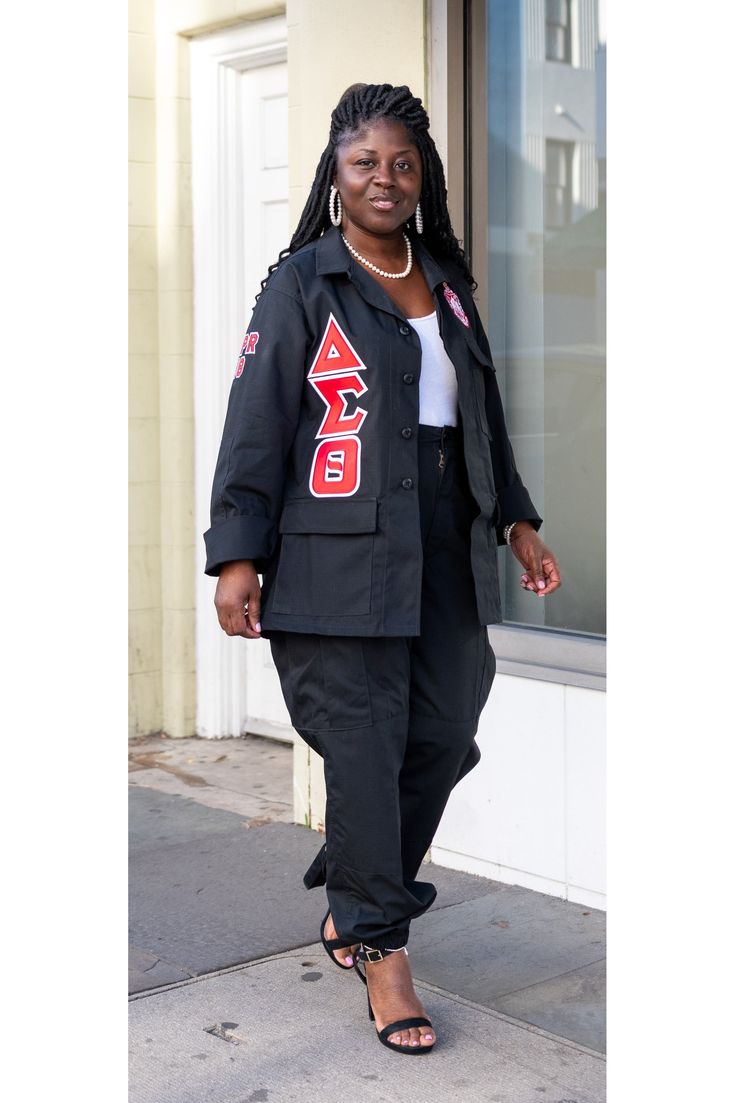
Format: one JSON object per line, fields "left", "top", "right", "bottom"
{"left": 203, "top": 280, "right": 310, "bottom": 576}
{"left": 470, "top": 301, "right": 543, "bottom": 546}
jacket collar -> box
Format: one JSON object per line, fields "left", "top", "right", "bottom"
{"left": 413, "top": 237, "right": 454, "bottom": 292}
{"left": 315, "top": 225, "right": 350, "bottom": 275}
{"left": 315, "top": 225, "right": 452, "bottom": 292}
{"left": 314, "top": 226, "right": 485, "bottom": 362}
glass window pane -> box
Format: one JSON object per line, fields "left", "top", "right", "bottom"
{"left": 546, "top": 141, "right": 561, "bottom": 180}
{"left": 546, "top": 25, "right": 562, "bottom": 61}
{"left": 546, "top": 0, "right": 567, "bottom": 27}
{"left": 485, "top": 0, "right": 606, "bottom": 635}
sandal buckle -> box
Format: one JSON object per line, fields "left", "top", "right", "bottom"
{"left": 357, "top": 944, "right": 386, "bottom": 961}
{"left": 363, "top": 946, "right": 385, "bottom": 963}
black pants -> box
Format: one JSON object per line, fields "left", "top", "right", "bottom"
{"left": 269, "top": 425, "right": 495, "bottom": 950}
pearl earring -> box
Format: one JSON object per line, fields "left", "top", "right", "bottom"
{"left": 414, "top": 201, "right": 423, "bottom": 235}
{"left": 329, "top": 185, "right": 342, "bottom": 227}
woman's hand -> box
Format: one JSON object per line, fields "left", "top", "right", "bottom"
{"left": 214, "top": 560, "right": 263, "bottom": 638}
{"left": 508, "top": 522, "right": 562, "bottom": 597}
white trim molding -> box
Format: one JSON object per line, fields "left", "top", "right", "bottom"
{"left": 191, "top": 16, "right": 287, "bottom": 737}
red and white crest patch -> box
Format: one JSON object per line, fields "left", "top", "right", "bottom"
{"left": 442, "top": 282, "right": 470, "bottom": 328}
{"left": 307, "top": 314, "right": 368, "bottom": 497}
{"left": 234, "top": 331, "right": 259, "bottom": 377}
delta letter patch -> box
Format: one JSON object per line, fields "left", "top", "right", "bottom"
{"left": 307, "top": 314, "right": 368, "bottom": 497}
{"left": 443, "top": 282, "right": 470, "bottom": 328}
{"left": 234, "top": 331, "right": 259, "bottom": 377}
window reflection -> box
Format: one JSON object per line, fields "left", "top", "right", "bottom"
{"left": 545, "top": 0, "right": 572, "bottom": 64}
{"left": 486, "top": 0, "right": 606, "bottom": 635}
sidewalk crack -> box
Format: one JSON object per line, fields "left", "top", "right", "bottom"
{"left": 492, "top": 956, "right": 606, "bottom": 1001}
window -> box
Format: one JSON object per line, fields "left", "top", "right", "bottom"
{"left": 546, "top": 0, "right": 572, "bottom": 63}
{"left": 468, "top": 0, "right": 606, "bottom": 638}
{"left": 545, "top": 140, "right": 574, "bottom": 229}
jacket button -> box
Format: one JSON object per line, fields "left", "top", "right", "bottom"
{"left": 399, "top": 324, "right": 411, "bottom": 336}
{"left": 401, "top": 427, "right": 413, "bottom": 439}
{"left": 402, "top": 373, "right": 414, "bottom": 384}
{"left": 401, "top": 477, "right": 414, "bottom": 490}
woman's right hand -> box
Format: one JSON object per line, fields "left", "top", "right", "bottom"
{"left": 214, "top": 560, "right": 262, "bottom": 639}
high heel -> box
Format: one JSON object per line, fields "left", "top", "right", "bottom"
{"left": 355, "top": 945, "right": 435, "bottom": 1055}
{"left": 319, "top": 911, "right": 357, "bottom": 971}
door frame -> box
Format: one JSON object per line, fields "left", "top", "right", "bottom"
{"left": 191, "top": 17, "right": 288, "bottom": 737}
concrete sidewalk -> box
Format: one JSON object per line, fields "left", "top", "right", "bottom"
{"left": 129, "top": 734, "right": 606, "bottom": 1102}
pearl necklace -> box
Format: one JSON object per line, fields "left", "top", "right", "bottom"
{"left": 341, "top": 232, "right": 413, "bottom": 279}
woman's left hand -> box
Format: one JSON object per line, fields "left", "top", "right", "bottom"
{"left": 508, "top": 522, "right": 562, "bottom": 596}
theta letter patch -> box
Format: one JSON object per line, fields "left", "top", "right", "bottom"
{"left": 310, "top": 438, "right": 362, "bottom": 497}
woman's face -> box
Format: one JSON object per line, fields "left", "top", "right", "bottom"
{"left": 333, "top": 119, "right": 422, "bottom": 238}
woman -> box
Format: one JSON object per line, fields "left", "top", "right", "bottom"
{"left": 205, "top": 83, "right": 561, "bottom": 1055}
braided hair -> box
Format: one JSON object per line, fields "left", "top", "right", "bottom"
{"left": 259, "top": 82, "right": 475, "bottom": 293}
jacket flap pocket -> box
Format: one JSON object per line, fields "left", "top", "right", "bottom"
{"left": 279, "top": 496, "right": 378, "bottom": 534}
{"left": 463, "top": 330, "right": 496, "bottom": 371}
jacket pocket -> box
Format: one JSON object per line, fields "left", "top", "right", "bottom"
{"left": 278, "top": 496, "right": 377, "bottom": 534}
{"left": 463, "top": 329, "right": 497, "bottom": 372}
{"left": 270, "top": 497, "right": 378, "bottom": 617}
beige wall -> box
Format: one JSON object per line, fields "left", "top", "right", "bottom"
{"left": 288, "top": 0, "right": 427, "bottom": 232}
{"left": 129, "top": 0, "right": 162, "bottom": 735}
{"left": 129, "top": 0, "right": 427, "bottom": 738}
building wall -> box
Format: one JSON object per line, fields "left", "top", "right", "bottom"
{"left": 431, "top": 674, "right": 606, "bottom": 910}
{"left": 129, "top": 1, "right": 162, "bottom": 736}
{"left": 154, "top": 0, "right": 198, "bottom": 740}
{"left": 287, "top": 1, "right": 427, "bottom": 229}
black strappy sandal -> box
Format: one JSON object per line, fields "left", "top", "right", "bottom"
{"left": 319, "top": 911, "right": 358, "bottom": 972}
{"left": 355, "top": 945, "right": 435, "bottom": 1055}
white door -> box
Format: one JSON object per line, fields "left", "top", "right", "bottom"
{"left": 192, "top": 18, "right": 294, "bottom": 741}
{"left": 237, "top": 63, "right": 294, "bottom": 741}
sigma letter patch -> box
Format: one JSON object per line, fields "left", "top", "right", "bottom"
{"left": 234, "top": 331, "right": 259, "bottom": 377}
{"left": 307, "top": 314, "right": 368, "bottom": 497}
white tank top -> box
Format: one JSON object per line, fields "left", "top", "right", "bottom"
{"left": 407, "top": 311, "right": 458, "bottom": 427}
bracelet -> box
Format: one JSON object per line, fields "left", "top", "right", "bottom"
{"left": 503, "top": 522, "right": 518, "bottom": 544}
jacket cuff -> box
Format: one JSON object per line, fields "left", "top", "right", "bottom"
{"left": 495, "top": 482, "right": 543, "bottom": 545}
{"left": 204, "top": 515, "right": 276, "bottom": 576}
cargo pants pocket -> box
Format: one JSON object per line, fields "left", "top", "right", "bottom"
{"left": 269, "top": 631, "right": 373, "bottom": 734}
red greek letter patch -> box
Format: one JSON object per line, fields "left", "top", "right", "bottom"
{"left": 234, "top": 331, "right": 259, "bottom": 377}
{"left": 310, "top": 438, "right": 362, "bottom": 496}
{"left": 307, "top": 314, "right": 368, "bottom": 497}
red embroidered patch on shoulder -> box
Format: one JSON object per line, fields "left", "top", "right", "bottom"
{"left": 443, "top": 283, "right": 470, "bottom": 328}
{"left": 234, "top": 331, "right": 259, "bottom": 377}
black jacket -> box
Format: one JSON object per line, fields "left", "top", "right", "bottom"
{"left": 204, "top": 226, "right": 541, "bottom": 636}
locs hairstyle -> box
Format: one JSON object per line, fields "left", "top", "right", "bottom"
{"left": 259, "top": 82, "right": 476, "bottom": 294}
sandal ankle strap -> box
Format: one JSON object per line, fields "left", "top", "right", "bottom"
{"left": 356, "top": 944, "right": 408, "bottom": 964}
